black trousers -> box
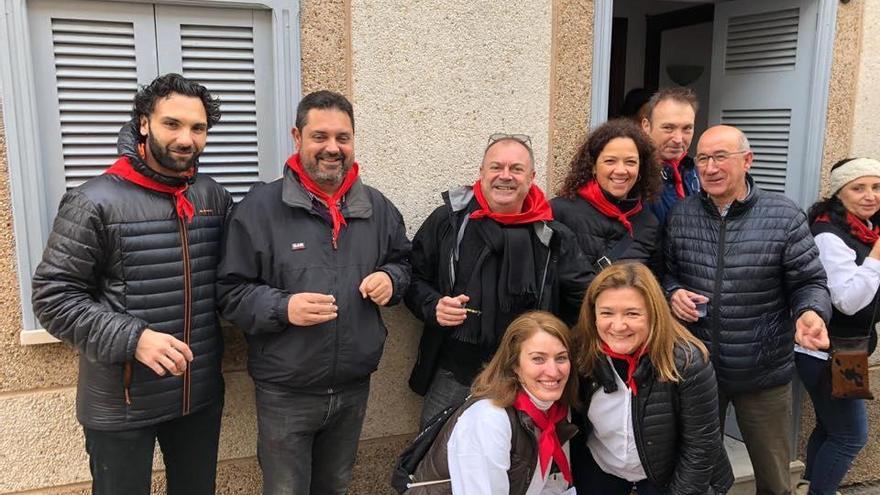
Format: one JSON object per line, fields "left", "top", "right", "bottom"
{"left": 83, "top": 400, "right": 223, "bottom": 495}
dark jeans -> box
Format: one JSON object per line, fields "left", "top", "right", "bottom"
{"left": 255, "top": 380, "right": 370, "bottom": 495}
{"left": 83, "top": 400, "right": 223, "bottom": 495}
{"left": 419, "top": 367, "right": 471, "bottom": 429}
{"left": 718, "top": 383, "right": 792, "bottom": 495}
{"left": 796, "top": 353, "right": 868, "bottom": 495}
{"left": 571, "top": 437, "right": 667, "bottom": 495}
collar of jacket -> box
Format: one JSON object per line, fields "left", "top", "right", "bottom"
{"left": 591, "top": 353, "right": 656, "bottom": 394}
{"left": 115, "top": 118, "right": 196, "bottom": 188}
{"left": 513, "top": 407, "right": 579, "bottom": 446}
{"left": 698, "top": 173, "right": 759, "bottom": 218}
{"left": 281, "top": 166, "right": 373, "bottom": 219}
{"left": 442, "top": 184, "right": 554, "bottom": 248}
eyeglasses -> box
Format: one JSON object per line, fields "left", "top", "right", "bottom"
{"left": 488, "top": 133, "right": 532, "bottom": 148}
{"left": 695, "top": 150, "right": 750, "bottom": 167}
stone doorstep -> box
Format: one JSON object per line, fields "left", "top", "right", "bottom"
{"left": 724, "top": 436, "right": 805, "bottom": 495}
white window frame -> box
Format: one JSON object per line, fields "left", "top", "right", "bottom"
{"left": 0, "top": 0, "right": 303, "bottom": 344}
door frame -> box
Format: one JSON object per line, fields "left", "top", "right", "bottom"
{"left": 590, "top": 0, "right": 838, "bottom": 208}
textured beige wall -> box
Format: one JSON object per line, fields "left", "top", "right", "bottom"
{"left": 818, "top": 0, "right": 863, "bottom": 195}
{"left": 548, "top": 0, "right": 593, "bottom": 194}
{"left": 850, "top": 0, "right": 880, "bottom": 160}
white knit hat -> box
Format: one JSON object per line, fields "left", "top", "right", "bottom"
{"left": 828, "top": 158, "right": 880, "bottom": 196}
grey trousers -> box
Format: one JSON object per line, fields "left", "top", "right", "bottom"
{"left": 720, "top": 382, "right": 793, "bottom": 495}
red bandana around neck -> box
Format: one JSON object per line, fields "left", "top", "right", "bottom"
{"left": 469, "top": 180, "right": 554, "bottom": 225}
{"left": 600, "top": 342, "right": 647, "bottom": 396}
{"left": 286, "top": 153, "right": 360, "bottom": 249}
{"left": 105, "top": 156, "right": 194, "bottom": 222}
{"left": 512, "top": 390, "right": 572, "bottom": 483}
{"left": 816, "top": 212, "right": 880, "bottom": 245}
{"left": 666, "top": 152, "right": 688, "bottom": 199}
{"left": 578, "top": 180, "right": 643, "bottom": 236}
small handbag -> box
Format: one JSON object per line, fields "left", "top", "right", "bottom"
{"left": 830, "top": 302, "right": 877, "bottom": 400}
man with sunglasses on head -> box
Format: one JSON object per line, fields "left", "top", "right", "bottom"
{"left": 663, "top": 124, "right": 831, "bottom": 495}
{"left": 405, "top": 133, "right": 593, "bottom": 427}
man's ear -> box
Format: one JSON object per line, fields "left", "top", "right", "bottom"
{"left": 641, "top": 117, "right": 651, "bottom": 134}
{"left": 292, "top": 127, "right": 302, "bottom": 152}
{"left": 139, "top": 116, "right": 149, "bottom": 138}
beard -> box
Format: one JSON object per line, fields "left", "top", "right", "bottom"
{"left": 302, "top": 151, "right": 352, "bottom": 187}
{"left": 147, "top": 132, "right": 201, "bottom": 173}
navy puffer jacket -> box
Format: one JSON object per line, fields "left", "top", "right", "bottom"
{"left": 663, "top": 176, "right": 831, "bottom": 394}
{"left": 32, "top": 122, "right": 232, "bottom": 430}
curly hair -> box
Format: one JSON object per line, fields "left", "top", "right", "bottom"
{"left": 558, "top": 118, "right": 662, "bottom": 201}
{"left": 131, "top": 73, "right": 221, "bottom": 129}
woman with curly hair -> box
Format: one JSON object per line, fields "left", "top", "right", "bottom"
{"left": 551, "top": 119, "right": 663, "bottom": 275}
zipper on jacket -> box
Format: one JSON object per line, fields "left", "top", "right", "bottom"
{"left": 177, "top": 216, "right": 193, "bottom": 415}
{"left": 711, "top": 217, "right": 727, "bottom": 365}
{"left": 630, "top": 390, "right": 657, "bottom": 483}
{"left": 123, "top": 361, "right": 133, "bottom": 405}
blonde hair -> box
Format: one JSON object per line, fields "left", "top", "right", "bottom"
{"left": 471, "top": 311, "right": 579, "bottom": 408}
{"left": 575, "top": 262, "right": 708, "bottom": 382}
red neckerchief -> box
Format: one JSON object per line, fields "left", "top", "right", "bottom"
{"left": 105, "top": 155, "right": 195, "bottom": 222}
{"left": 666, "top": 152, "right": 687, "bottom": 199}
{"left": 469, "top": 181, "right": 554, "bottom": 225}
{"left": 816, "top": 212, "right": 880, "bottom": 245}
{"left": 512, "top": 390, "right": 572, "bottom": 483}
{"left": 577, "top": 180, "right": 642, "bottom": 236}
{"left": 286, "top": 153, "right": 360, "bottom": 250}
{"left": 600, "top": 342, "right": 647, "bottom": 396}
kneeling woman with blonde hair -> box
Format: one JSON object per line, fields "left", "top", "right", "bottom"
{"left": 406, "top": 311, "right": 578, "bottom": 494}
{"left": 571, "top": 262, "right": 733, "bottom": 494}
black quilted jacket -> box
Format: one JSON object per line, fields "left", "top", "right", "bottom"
{"left": 551, "top": 195, "right": 662, "bottom": 276}
{"left": 663, "top": 176, "right": 831, "bottom": 394}
{"left": 572, "top": 343, "right": 734, "bottom": 495}
{"left": 32, "top": 122, "right": 232, "bottom": 430}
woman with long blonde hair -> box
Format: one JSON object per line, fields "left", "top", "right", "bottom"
{"left": 570, "top": 262, "right": 732, "bottom": 494}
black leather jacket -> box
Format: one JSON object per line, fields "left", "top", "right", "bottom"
{"left": 32, "top": 122, "right": 232, "bottom": 430}
{"left": 573, "top": 343, "right": 734, "bottom": 495}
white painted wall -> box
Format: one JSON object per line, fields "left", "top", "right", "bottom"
{"left": 850, "top": 0, "right": 880, "bottom": 158}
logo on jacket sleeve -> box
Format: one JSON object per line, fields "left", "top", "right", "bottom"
{"left": 291, "top": 242, "right": 306, "bottom": 251}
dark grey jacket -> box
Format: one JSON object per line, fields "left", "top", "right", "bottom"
{"left": 32, "top": 123, "right": 232, "bottom": 430}
{"left": 663, "top": 176, "right": 831, "bottom": 394}
{"left": 216, "top": 166, "right": 411, "bottom": 392}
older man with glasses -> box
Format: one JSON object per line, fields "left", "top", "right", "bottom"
{"left": 663, "top": 124, "right": 831, "bottom": 495}
{"left": 405, "top": 133, "right": 594, "bottom": 427}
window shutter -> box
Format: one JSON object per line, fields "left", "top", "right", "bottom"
{"left": 721, "top": 109, "right": 792, "bottom": 194}
{"left": 724, "top": 8, "right": 800, "bottom": 73}
{"left": 179, "top": 23, "right": 260, "bottom": 199}
{"left": 50, "top": 18, "right": 140, "bottom": 190}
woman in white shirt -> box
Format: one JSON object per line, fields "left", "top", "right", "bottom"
{"left": 570, "top": 262, "right": 732, "bottom": 495}
{"left": 800, "top": 157, "right": 880, "bottom": 495}
{"left": 405, "top": 311, "right": 578, "bottom": 495}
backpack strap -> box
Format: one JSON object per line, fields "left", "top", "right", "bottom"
{"left": 596, "top": 233, "right": 635, "bottom": 271}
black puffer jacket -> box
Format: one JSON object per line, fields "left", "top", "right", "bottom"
{"left": 572, "top": 343, "right": 733, "bottom": 495}
{"left": 663, "top": 176, "right": 831, "bottom": 394}
{"left": 216, "top": 166, "right": 411, "bottom": 392}
{"left": 551, "top": 195, "right": 662, "bottom": 276}
{"left": 32, "top": 122, "right": 232, "bottom": 430}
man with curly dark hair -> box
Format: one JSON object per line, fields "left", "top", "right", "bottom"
{"left": 552, "top": 118, "right": 664, "bottom": 276}
{"left": 405, "top": 134, "right": 593, "bottom": 427}
{"left": 32, "top": 73, "right": 231, "bottom": 495}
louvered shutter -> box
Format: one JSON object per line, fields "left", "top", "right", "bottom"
{"left": 156, "top": 6, "right": 277, "bottom": 200}
{"left": 28, "top": 0, "right": 158, "bottom": 209}
{"left": 708, "top": 0, "right": 819, "bottom": 206}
